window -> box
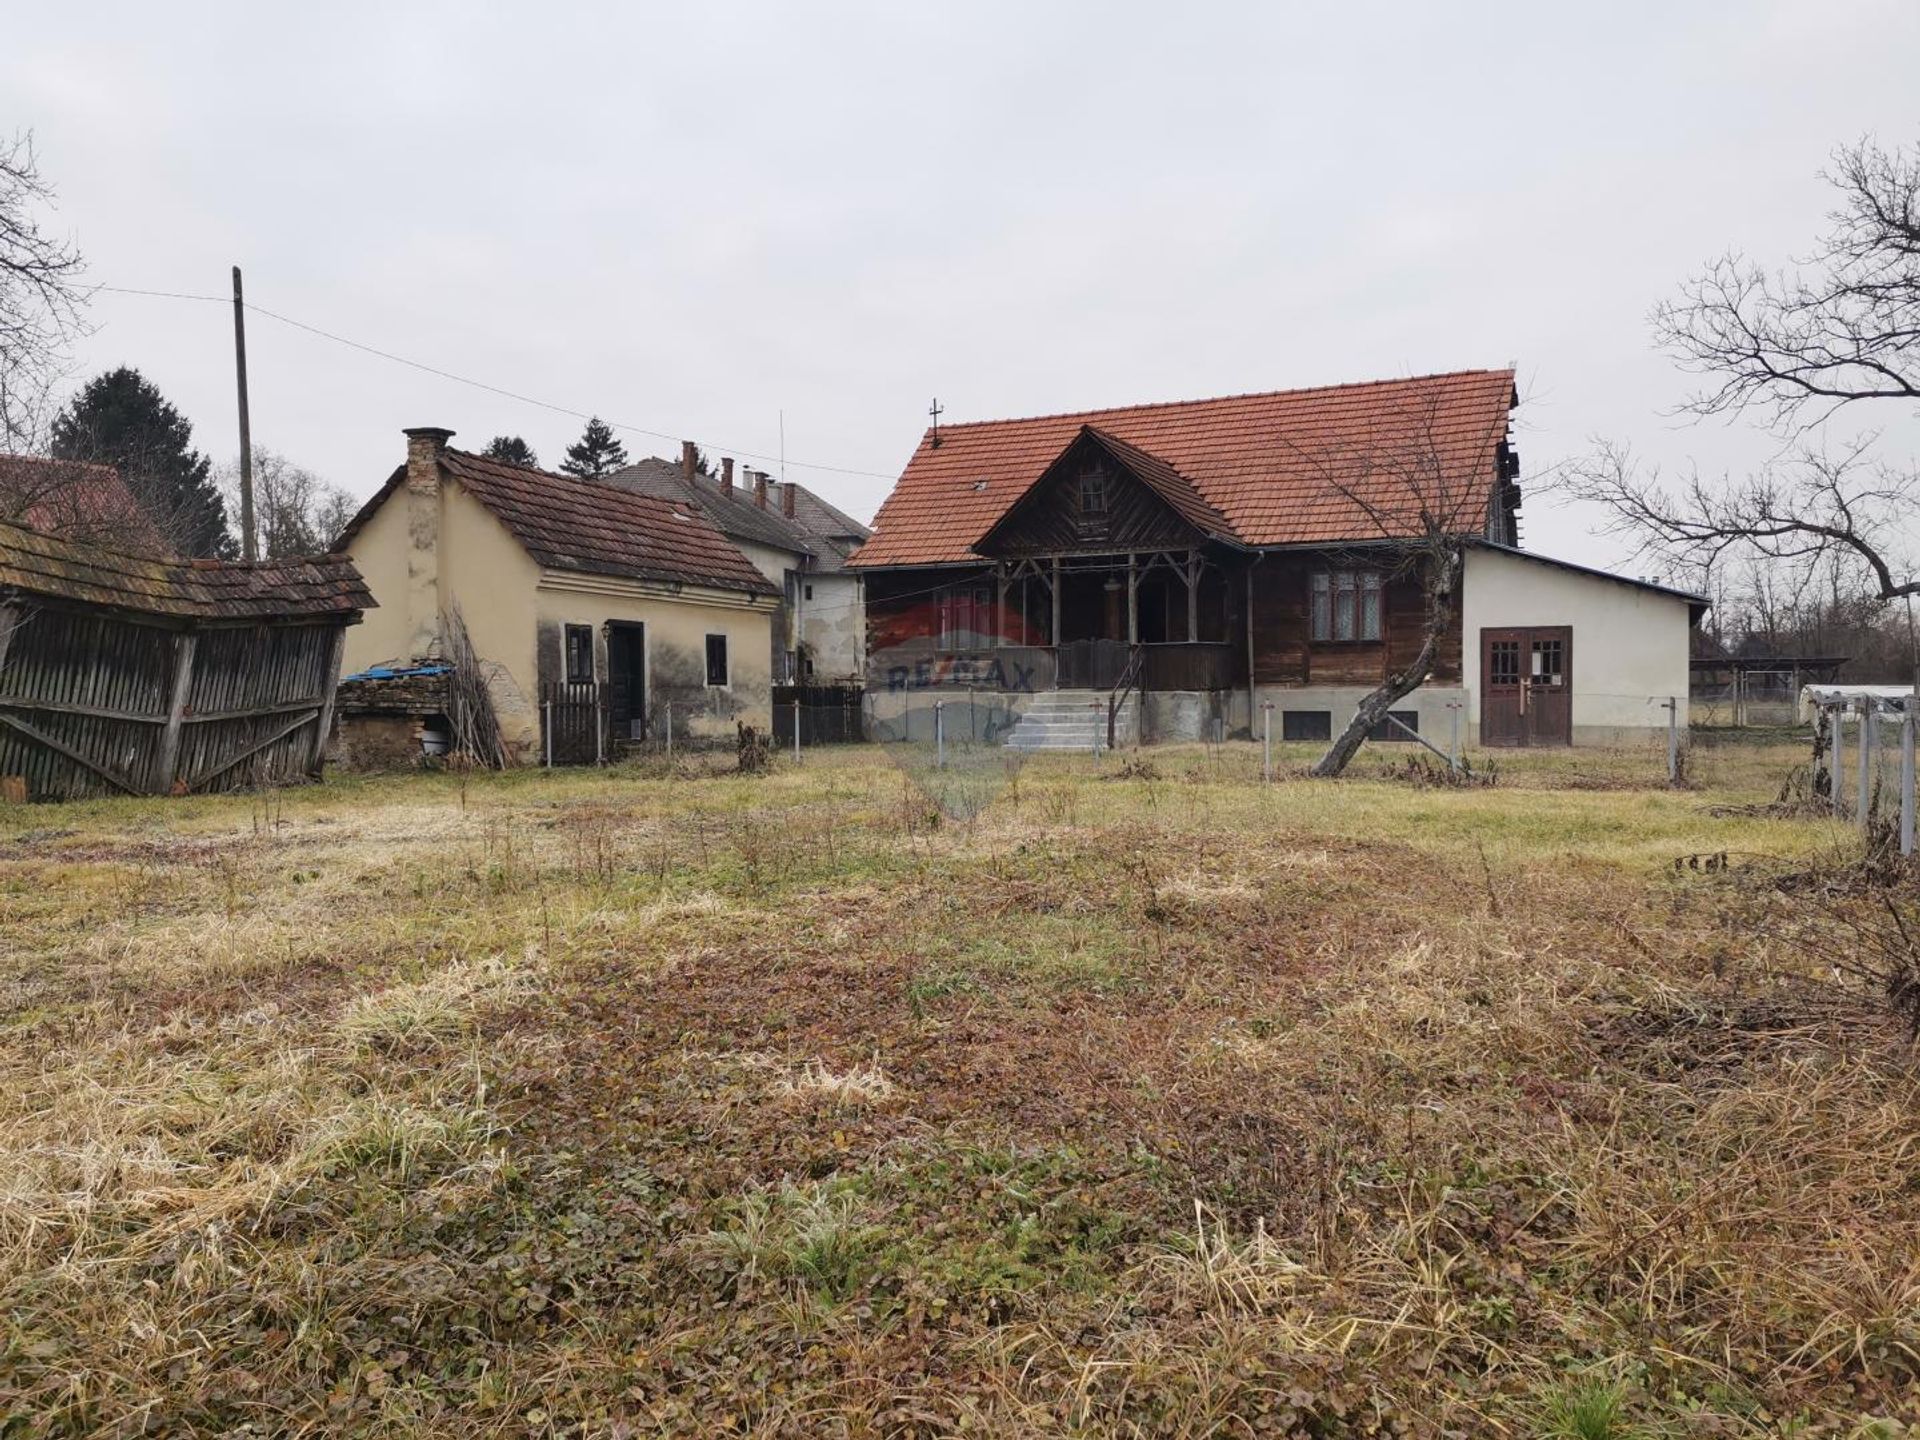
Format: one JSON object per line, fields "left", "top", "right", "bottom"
{"left": 804, "top": 583, "right": 814, "bottom": 601}
{"left": 564, "top": 624, "right": 594, "bottom": 684}
{"left": 1076, "top": 465, "right": 1110, "bottom": 539}
{"left": 1489, "top": 640, "right": 1520, "bottom": 686}
{"left": 1531, "top": 637, "right": 1564, "bottom": 687}
{"left": 1281, "top": 709, "right": 1332, "bottom": 742}
{"left": 705, "top": 633, "right": 729, "bottom": 687}
{"left": 1310, "top": 570, "right": 1382, "bottom": 642}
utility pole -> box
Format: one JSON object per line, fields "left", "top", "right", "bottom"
{"left": 231, "top": 266, "right": 257, "bottom": 562}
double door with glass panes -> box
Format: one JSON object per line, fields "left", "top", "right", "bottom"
{"left": 1479, "top": 627, "right": 1571, "bottom": 746}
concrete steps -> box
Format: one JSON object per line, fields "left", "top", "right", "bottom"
{"left": 1002, "top": 690, "right": 1138, "bottom": 751}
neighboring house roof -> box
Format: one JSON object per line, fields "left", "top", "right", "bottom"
{"left": 337, "top": 448, "right": 778, "bottom": 597}
{"left": 850, "top": 369, "right": 1517, "bottom": 568}
{"left": 0, "top": 517, "right": 371, "bottom": 621}
{"left": 0, "top": 455, "right": 169, "bottom": 555}
{"left": 782, "top": 483, "right": 872, "bottom": 576}
{"left": 604, "top": 458, "right": 813, "bottom": 557}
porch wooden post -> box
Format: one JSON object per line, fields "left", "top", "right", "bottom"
{"left": 1050, "top": 555, "right": 1062, "bottom": 646}
{"left": 1244, "top": 561, "right": 1259, "bottom": 731}
{"left": 158, "top": 628, "right": 199, "bottom": 792}
{"left": 1126, "top": 553, "right": 1138, "bottom": 644}
{"left": 1186, "top": 552, "right": 1200, "bottom": 642}
{"left": 994, "top": 564, "right": 1007, "bottom": 648}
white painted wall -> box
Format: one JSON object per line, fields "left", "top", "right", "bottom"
{"left": 1461, "top": 547, "right": 1693, "bottom": 742}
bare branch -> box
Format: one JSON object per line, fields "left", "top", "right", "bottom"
{"left": 0, "top": 133, "right": 87, "bottom": 450}
{"left": 1655, "top": 136, "right": 1920, "bottom": 429}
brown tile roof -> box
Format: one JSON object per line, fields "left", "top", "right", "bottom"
{"left": 442, "top": 450, "right": 777, "bottom": 595}
{"left": 0, "top": 455, "right": 169, "bottom": 554}
{"left": 0, "top": 518, "right": 372, "bottom": 620}
{"left": 339, "top": 449, "right": 777, "bottom": 597}
{"left": 850, "top": 369, "right": 1517, "bottom": 567}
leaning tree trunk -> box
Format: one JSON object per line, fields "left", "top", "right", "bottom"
{"left": 1310, "top": 549, "right": 1460, "bottom": 778}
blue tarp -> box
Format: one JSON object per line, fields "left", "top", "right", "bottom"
{"left": 340, "top": 664, "right": 453, "bottom": 682}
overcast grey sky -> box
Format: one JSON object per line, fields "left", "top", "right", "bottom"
{"left": 7, "top": 2, "right": 1918, "bottom": 564}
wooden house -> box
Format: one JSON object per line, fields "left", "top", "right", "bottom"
{"left": 849, "top": 370, "right": 1705, "bottom": 747}
{"left": 0, "top": 519, "right": 372, "bottom": 799}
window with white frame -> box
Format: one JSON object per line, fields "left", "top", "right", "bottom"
{"left": 1310, "top": 570, "right": 1382, "bottom": 642}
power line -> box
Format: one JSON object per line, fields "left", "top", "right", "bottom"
{"left": 92, "top": 283, "right": 898, "bottom": 482}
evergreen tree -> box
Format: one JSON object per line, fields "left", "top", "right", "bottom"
{"left": 559, "top": 416, "right": 628, "bottom": 478}
{"left": 482, "top": 435, "right": 539, "bottom": 468}
{"left": 50, "top": 368, "right": 232, "bottom": 557}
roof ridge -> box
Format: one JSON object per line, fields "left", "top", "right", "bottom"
{"left": 928, "top": 367, "right": 1516, "bottom": 434}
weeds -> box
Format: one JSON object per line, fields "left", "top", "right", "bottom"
{"left": 0, "top": 740, "right": 1912, "bottom": 1434}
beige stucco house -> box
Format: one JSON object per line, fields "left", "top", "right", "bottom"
{"left": 337, "top": 427, "right": 779, "bottom": 760}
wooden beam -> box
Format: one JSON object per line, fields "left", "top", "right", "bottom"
{"left": 0, "top": 697, "right": 166, "bottom": 725}
{"left": 158, "top": 631, "right": 198, "bottom": 789}
{"left": 1126, "top": 553, "right": 1138, "bottom": 645}
{"left": 1186, "top": 552, "right": 1200, "bottom": 643}
{"left": 1050, "top": 555, "right": 1062, "bottom": 646}
{"left": 0, "top": 711, "right": 139, "bottom": 795}
{"left": 309, "top": 626, "right": 347, "bottom": 775}
{"left": 994, "top": 564, "right": 1007, "bottom": 650}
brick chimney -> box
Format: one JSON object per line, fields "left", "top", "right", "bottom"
{"left": 402, "top": 427, "right": 453, "bottom": 659}
{"left": 681, "top": 440, "right": 698, "bottom": 485}
{"left": 752, "top": 469, "right": 768, "bottom": 509}
{"left": 720, "top": 457, "right": 734, "bottom": 498}
{"left": 781, "top": 481, "right": 796, "bottom": 519}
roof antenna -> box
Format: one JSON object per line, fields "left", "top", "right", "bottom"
{"left": 929, "top": 397, "right": 943, "bottom": 449}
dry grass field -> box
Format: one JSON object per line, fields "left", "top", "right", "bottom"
{"left": 0, "top": 734, "right": 1914, "bottom": 1438}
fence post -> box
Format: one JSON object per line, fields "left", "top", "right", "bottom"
{"left": 1829, "top": 703, "right": 1845, "bottom": 812}
{"left": 1448, "top": 699, "right": 1460, "bottom": 769}
{"left": 1666, "top": 696, "right": 1678, "bottom": 785}
{"left": 544, "top": 699, "right": 552, "bottom": 768}
{"left": 1090, "top": 700, "right": 1101, "bottom": 758}
{"left": 1859, "top": 700, "right": 1875, "bottom": 829}
{"left": 664, "top": 701, "right": 672, "bottom": 760}
{"left": 1262, "top": 701, "right": 1273, "bottom": 783}
{"left": 793, "top": 701, "right": 802, "bottom": 763}
{"left": 1901, "top": 704, "right": 1915, "bottom": 857}
{"left": 594, "top": 687, "right": 604, "bottom": 767}
{"left": 935, "top": 700, "right": 945, "bottom": 770}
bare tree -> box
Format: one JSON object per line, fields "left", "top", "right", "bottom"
{"left": 1299, "top": 399, "right": 1513, "bottom": 777}
{"left": 0, "top": 133, "right": 85, "bottom": 451}
{"left": 1570, "top": 137, "right": 1920, "bottom": 685}
{"left": 219, "top": 446, "right": 356, "bottom": 558}
{"left": 1657, "top": 137, "right": 1920, "bottom": 430}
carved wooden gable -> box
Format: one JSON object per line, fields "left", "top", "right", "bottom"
{"left": 977, "top": 429, "right": 1213, "bottom": 557}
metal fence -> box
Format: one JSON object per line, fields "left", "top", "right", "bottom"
{"left": 1809, "top": 694, "right": 1916, "bottom": 855}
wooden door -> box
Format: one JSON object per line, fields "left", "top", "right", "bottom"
{"left": 1479, "top": 626, "right": 1572, "bottom": 746}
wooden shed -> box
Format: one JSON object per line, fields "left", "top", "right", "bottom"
{"left": 0, "top": 520, "right": 373, "bottom": 799}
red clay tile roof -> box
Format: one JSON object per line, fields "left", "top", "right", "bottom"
{"left": 851, "top": 369, "right": 1517, "bottom": 567}
{"left": 0, "top": 518, "right": 372, "bottom": 620}
{"left": 0, "top": 455, "right": 169, "bottom": 555}
{"left": 338, "top": 449, "right": 777, "bottom": 597}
